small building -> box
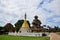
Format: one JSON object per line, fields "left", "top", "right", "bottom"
{"left": 4, "top": 23, "right": 15, "bottom": 32}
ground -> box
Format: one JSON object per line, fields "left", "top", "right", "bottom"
{"left": 0, "top": 35, "right": 50, "bottom": 40}
{"left": 50, "top": 33, "right": 60, "bottom": 40}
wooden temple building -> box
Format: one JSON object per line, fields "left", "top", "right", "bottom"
{"left": 31, "top": 15, "right": 44, "bottom": 32}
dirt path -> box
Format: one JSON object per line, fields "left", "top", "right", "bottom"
{"left": 50, "top": 33, "right": 60, "bottom": 40}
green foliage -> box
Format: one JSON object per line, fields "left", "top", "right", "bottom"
{"left": 15, "top": 20, "right": 24, "bottom": 32}
{"left": 3, "top": 27, "right": 9, "bottom": 32}
{"left": 0, "top": 27, "right": 9, "bottom": 32}
{"left": 48, "top": 26, "right": 60, "bottom": 32}
{"left": 53, "top": 26, "right": 60, "bottom": 32}
{"left": 15, "top": 20, "right": 30, "bottom": 32}
{"left": 0, "top": 35, "right": 50, "bottom": 40}
{"left": 0, "top": 26, "right": 3, "bottom": 30}
{"left": 0, "top": 26, "right": 8, "bottom": 34}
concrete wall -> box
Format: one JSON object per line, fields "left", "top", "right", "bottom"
{"left": 8, "top": 32, "right": 49, "bottom": 36}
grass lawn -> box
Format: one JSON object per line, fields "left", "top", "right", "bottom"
{"left": 0, "top": 35, "right": 50, "bottom": 40}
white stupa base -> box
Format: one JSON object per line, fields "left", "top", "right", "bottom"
{"left": 8, "top": 32, "right": 49, "bottom": 37}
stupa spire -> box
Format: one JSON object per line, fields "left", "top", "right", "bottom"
{"left": 18, "top": 13, "right": 29, "bottom": 32}
{"left": 25, "top": 13, "right": 26, "bottom": 20}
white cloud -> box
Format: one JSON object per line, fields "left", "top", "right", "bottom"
{"left": 53, "top": 17, "right": 60, "bottom": 22}
{"left": 0, "top": 0, "right": 60, "bottom": 27}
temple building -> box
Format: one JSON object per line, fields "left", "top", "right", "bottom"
{"left": 8, "top": 14, "right": 49, "bottom": 36}
{"left": 18, "top": 14, "right": 45, "bottom": 33}
{"left": 31, "top": 15, "right": 44, "bottom": 32}
{"left": 18, "top": 13, "right": 30, "bottom": 33}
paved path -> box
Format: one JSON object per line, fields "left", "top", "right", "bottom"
{"left": 50, "top": 33, "right": 60, "bottom": 40}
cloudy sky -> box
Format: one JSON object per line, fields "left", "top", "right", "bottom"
{"left": 0, "top": 0, "right": 60, "bottom": 27}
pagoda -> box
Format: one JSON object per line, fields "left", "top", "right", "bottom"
{"left": 18, "top": 13, "right": 30, "bottom": 33}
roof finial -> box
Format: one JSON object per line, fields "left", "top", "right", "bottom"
{"left": 25, "top": 13, "right": 26, "bottom": 20}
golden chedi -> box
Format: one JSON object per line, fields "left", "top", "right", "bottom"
{"left": 18, "top": 13, "right": 29, "bottom": 33}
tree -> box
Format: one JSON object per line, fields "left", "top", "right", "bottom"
{"left": 0, "top": 26, "right": 3, "bottom": 30}
{"left": 15, "top": 20, "right": 30, "bottom": 32}
{"left": 0, "top": 26, "right": 8, "bottom": 34}
{"left": 43, "top": 25, "right": 46, "bottom": 27}
{"left": 53, "top": 26, "right": 60, "bottom": 32}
